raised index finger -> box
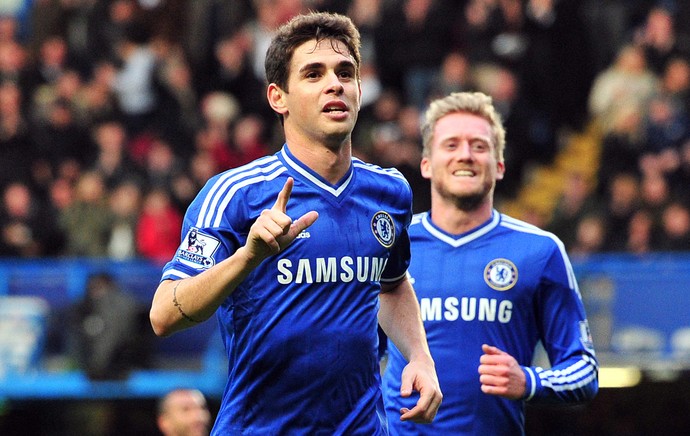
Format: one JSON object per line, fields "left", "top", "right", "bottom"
{"left": 272, "top": 177, "right": 294, "bottom": 213}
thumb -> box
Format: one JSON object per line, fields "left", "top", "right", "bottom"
{"left": 400, "top": 370, "right": 414, "bottom": 398}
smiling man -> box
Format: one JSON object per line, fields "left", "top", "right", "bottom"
{"left": 382, "top": 92, "right": 598, "bottom": 435}
{"left": 149, "top": 12, "right": 441, "bottom": 435}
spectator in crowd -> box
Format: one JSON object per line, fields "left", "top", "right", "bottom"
{"left": 588, "top": 43, "right": 659, "bottom": 134}
{"left": 602, "top": 172, "right": 641, "bottom": 252}
{"left": 107, "top": 180, "right": 142, "bottom": 260}
{"left": 156, "top": 388, "right": 211, "bottom": 436}
{"left": 67, "top": 272, "right": 150, "bottom": 379}
{"left": 0, "top": 81, "right": 33, "bottom": 187}
{"left": 88, "top": 118, "right": 143, "bottom": 189}
{"left": 374, "top": 0, "right": 454, "bottom": 109}
{"left": 626, "top": 208, "right": 655, "bottom": 255}
{"left": 110, "top": 23, "right": 159, "bottom": 136}
{"left": 0, "top": 181, "right": 63, "bottom": 257}
{"left": 136, "top": 187, "right": 183, "bottom": 266}
{"left": 633, "top": 6, "right": 688, "bottom": 75}
{"left": 657, "top": 201, "right": 690, "bottom": 251}
{"left": 548, "top": 171, "right": 600, "bottom": 251}
{"left": 569, "top": 213, "right": 608, "bottom": 259}
{"left": 58, "top": 170, "right": 115, "bottom": 257}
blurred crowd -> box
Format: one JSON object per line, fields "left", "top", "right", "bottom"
{"left": 0, "top": 0, "right": 689, "bottom": 263}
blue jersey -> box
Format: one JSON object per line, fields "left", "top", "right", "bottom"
{"left": 382, "top": 211, "right": 598, "bottom": 435}
{"left": 161, "top": 145, "right": 413, "bottom": 435}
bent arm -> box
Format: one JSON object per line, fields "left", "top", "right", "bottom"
{"left": 150, "top": 245, "right": 260, "bottom": 336}
{"left": 150, "top": 177, "right": 318, "bottom": 336}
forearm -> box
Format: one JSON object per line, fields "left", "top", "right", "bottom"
{"left": 378, "top": 278, "right": 433, "bottom": 365}
{"left": 150, "top": 246, "right": 260, "bottom": 336}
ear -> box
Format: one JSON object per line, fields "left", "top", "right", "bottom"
{"left": 496, "top": 161, "right": 505, "bottom": 181}
{"left": 267, "top": 83, "right": 288, "bottom": 116}
{"left": 420, "top": 156, "right": 432, "bottom": 180}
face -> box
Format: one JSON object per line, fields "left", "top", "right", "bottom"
{"left": 267, "top": 38, "right": 361, "bottom": 148}
{"left": 158, "top": 390, "right": 211, "bottom": 436}
{"left": 421, "top": 111, "right": 504, "bottom": 210}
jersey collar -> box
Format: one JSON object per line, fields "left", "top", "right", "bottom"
{"left": 279, "top": 144, "right": 354, "bottom": 197}
{"left": 422, "top": 209, "right": 501, "bottom": 247}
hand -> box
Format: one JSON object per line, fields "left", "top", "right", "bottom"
{"left": 478, "top": 344, "right": 526, "bottom": 400}
{"left": 398, "top": 358, "right": 443, "bottom": 423}
{"left": 245, "top": 177, "right": 318, "bottom": 262}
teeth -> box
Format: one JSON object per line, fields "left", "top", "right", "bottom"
{"left": 454, "top": 170, "right": 474, "bottom": 176}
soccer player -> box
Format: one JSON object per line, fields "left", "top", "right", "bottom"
{"left": 156, "top": 388, "right": 211, "bottom": 436}
{"left": 149, "top": 12, "right": 441, "bottom": 435}
{"left": 382, "top": 91, "right": 598, "bottom": 435}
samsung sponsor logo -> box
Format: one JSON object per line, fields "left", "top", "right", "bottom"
{"left": 420, "top": 297, "right": 513, "bottom": 323}
{"left": 277, "top": 256, "right": 388, "bottom": 284}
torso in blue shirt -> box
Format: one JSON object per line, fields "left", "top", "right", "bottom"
{"left": 162, "top": 145, "right": 413, "bottom": 435}
{"left": 382, "top": 211, "right": 597, "bottom": 435}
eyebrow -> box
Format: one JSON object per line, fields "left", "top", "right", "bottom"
{"left": 298, "top": 59, "right": 356, "bottom": 74}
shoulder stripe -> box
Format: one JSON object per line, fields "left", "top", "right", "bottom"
{"left": 162, "top": 269, "right": 191, "bottom": 280}
{"left": 500, "top": 218, "right": 578, "bottom": 294}
{"left": 196, "top": 157, "right": 282, "bottom": 228}
{"left": 352, "top": 160, "right": 410, "bottom": 184}
{"left": 211, "top": 166, "right": 288, "bottom": 228}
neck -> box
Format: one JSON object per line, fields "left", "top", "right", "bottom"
{"left": 430, "top": 195, "right": 493, "bottom": 235}
{"left": 286, "top": 139, "right": 352, "bottom": 184}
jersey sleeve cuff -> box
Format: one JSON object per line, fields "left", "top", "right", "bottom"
{"left": 522, "top": 366, "right": 537, "bottom": 401}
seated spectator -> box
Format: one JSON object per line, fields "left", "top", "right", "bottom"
{"left": 107, "top": 180, "right": 142, "bottom": 260}
{"left": 588, "top": 43, "right": 659, "bottom": 133}
{"left": 88, "top": 118, "right": 144, "bottom": 189}
{"left": 67, "top": 272, "right": 151, "bottom": 379}
{"left": 626, "top": 209, "right": 655, "bottom": 255}
{"left": 136, "top": 188, "right": 183, "bottom": 265}
{"left": 656, "top": 201, "right": 690, "bottom": 251}
{"left": 547, "top": 172, "right": 600, "bottom": 251}
{"left": 602, "top": 172, "right": 641, "bottom": 252}
{"left": 58, "top": 170, "right": 115, "bottom": 257}
{"left": 0, "top": 181, "right": 63, "bottom": 256}
{"left": 569, "top": 213, "right": 607, "bottom": 259}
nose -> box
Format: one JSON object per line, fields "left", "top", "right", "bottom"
{"left": 325, "top": 71, "right": 344, "bottom": 95}
{"left": 455, "top": 141, "right": 473, "bottom": 161}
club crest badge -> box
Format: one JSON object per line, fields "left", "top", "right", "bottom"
{"left": 484, "top": 258, "right": 518, "bottom": 291}
{"left": 371, "top": 211, "right": 395, "bottom": 248}
{"left": 177, "top": 228, "right": 221, "bottom": 269}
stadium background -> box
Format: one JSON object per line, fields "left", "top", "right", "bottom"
{"left": 1, "top": 1, "right": 690, "bottom": 434}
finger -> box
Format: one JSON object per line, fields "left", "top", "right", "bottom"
{"left": 399, "top": 396, "right": 436, "bottom": 423}
{"left": 286, "top": 211, "right": 319, "bottom": 239}
{"left": 272, "top": 177, "right": 294, "bottom": 213}
{"left": 482, "top": 344, "right": 505, "bottom": 355}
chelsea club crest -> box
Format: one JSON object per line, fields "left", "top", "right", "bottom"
{"left": 484, "top": 258, "right": 518, "bottom": 291}
{"left": 371, "top": 211, "right": 395, "bottom": 248}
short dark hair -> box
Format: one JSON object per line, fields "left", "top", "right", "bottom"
{"left": 264, "top": 11, "right": 361, "bottom": 91}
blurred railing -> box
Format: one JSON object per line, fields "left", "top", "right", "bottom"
{"left": 1, "top": 253, "right": 690, "bottom": 399}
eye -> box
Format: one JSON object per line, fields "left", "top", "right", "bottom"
{"left": 338, "top": 70, "right": 354, "bottom": 80}
{"left": 305, "top": 71, "right": 320, "bottom": 79}
{"left": 471, "top": 140, "right": 489, "bottom": 152}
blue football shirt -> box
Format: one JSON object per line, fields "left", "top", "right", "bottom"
{"left": 382, "top": 211, "right": 598, "bottom": 435}
{"left": 161, "top": 145, "right": 413, "bottom": 435}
